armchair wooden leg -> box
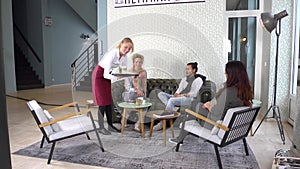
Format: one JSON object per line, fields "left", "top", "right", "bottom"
{"left": 149, "top": 118, "right": 154, "bottom": 139}
{"left": 47, "top": 142, "right": 56, "bottom": 164}
{"left": 121, "top": 109, "right": 127, "bottom": 137}
{"left": 243, "top": 138, "right": 249, "bottom": 156}
{"left": 40, "top": 136, "right": 45, "bottom": 148}
{"left": 214, "top": 144, "right": 223, "bottom": 169}
{"left": 163, "top": 120, "right": 167, "bottom": 146}
{"left": 139, "top": 109, "right": 145, "bottom": 139}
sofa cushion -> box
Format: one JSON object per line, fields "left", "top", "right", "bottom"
{"left": 198, "top": 80, "right": 216, "bottom": 103}
{"left": 27, "top": 100, "right": 54, "bottom": 136}
{"left": 148, "top": 88, "right": 166, "bottom": 111}
{"left": 211, "top": 120, "right": 222, "bottom": 135}
{"left": 44, "top": 110, "right": 62, "bottom": 132}
{"left": 147, "top": 79, "right": 180, "bottom": 96}
{"left": 49, "top": 115, "right": 99, "bottom": 141}
{"left": 183, "top": 120, "right": 222, "bottom": 144}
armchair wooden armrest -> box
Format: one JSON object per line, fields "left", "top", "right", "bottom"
{"left": 39, "top": 108, "right": 91, "bottom": 128}
{"left": 185, "top": 109, "right": 229, "bottom": 131}
{"left": 47, "top": 102, "right": 78, "bottom": 113}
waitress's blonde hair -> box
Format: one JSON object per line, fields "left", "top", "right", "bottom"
{"left": 116, "top": 37, "right": 134, "bottom": 53}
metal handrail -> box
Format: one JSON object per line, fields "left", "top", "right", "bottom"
{"left": 71, "top": 39, "right": 98, "bottom": 90}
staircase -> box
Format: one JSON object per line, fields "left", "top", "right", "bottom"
{"left": 14, "top": 45, "right": 44, "bottom": 90}
{"left": 71, "top": 39, "right": 98, "bottom": 91}
{"left": 75, "top": 71, "right": 93, "bottom": 91}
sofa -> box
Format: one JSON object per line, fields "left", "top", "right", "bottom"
{"left": 111, "top": 77, "right": 217, "bottom": 123}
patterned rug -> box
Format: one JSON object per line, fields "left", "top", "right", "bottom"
{"left": 13, "top": 125, "right": 259, "bottom": 169}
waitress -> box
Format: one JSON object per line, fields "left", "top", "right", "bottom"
{"left": 92, "top": 37, "right": 134, "bottom": 135}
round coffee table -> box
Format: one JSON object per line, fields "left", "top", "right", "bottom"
{"left": 118, "top": 102, "right": 152, "bottom": 138}
{"left": 146, "top": 110, "right": 181, "bottom": 146}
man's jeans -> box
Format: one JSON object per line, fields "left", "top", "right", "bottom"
{"left": 158, "top": 92, "right": 193, "bottom": 111}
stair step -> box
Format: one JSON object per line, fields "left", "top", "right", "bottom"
{"left": 14, "top": 44, "right": 44, "bottom": 90}
{"left": 15, "top": 69, "right": 38, "bottom": 76}
{"left": 16, "top": 71, "right": 38, "bottom": 77}
{"left": 79, "top": 80, "right": 91, "bottom": 86}
{"left": 17, "top": 79, "right": 42, "bottom": 85}
{"left": 17, "top": 83, "right": 44, "bottom": 90}
{"left": 84, "top": 75, "right": 92, "bottom": 81}
{"left": 75, "top": 85, "right": 92, "bottom": 91}
{"left": 74, "top": 70, "right": 94, "bottom": 91}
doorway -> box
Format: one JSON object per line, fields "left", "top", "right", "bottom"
{"left": 228, "top": 17, "right": 257, "bottom": 88}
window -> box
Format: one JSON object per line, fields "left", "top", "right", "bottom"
{"left": 226, "top": 0, "right": 259, "bottom": 11}
{"left": 225, "top": 0, "right": 261, "bottom": 98}
{"left": 291, "top": 1, "right": 300, "bottom": 94}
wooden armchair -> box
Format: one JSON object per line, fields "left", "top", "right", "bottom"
{"left": 27, "top": 100, "right": 104, "bottom": 164}
{"left": 175, "top": 106, "right": 260, "bottom": 169}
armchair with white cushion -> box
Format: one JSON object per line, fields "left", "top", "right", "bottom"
{"left": 175, "top": 106, "right": 260, "bottom": 169}
{"left": 27, "top": 100, "right": 104, "bottom": 164}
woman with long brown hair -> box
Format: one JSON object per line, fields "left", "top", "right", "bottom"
{"left": 169, "top": 60, "right": 253, "bottom": 144}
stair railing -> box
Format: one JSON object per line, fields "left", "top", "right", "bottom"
{"left": 71, "top": 39, "right": 99, "bottom": 90}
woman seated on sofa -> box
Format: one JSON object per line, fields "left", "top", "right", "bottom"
{"left": 122, "top": 53, "right": 147, "bottom": 132}
{"left": 169, "top": 60, "right": 253, "bottom": 144}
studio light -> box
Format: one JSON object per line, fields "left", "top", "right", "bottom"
{"left": 252, "top": 10, "right": 288, "bottom": 145}
{"left": 260, "top": 10, "right": 288, "bottom": 33}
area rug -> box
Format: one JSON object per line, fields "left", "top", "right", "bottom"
{"left": 13, "top": 126, "right": 260, "bottom": 169}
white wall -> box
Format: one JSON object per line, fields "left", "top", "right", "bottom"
{"left": 42, "top": 0, "right": 94, "bottom": 85}
{"left": 106, "top": 1, "right": 227, "bottom": 87}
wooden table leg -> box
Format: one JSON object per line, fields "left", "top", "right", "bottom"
{"left": 121, "top": 109, "right": 127, "bottom": 137}
{"left": 139, "top": 109, "right": 144, "bottom": 139}
{"left": 163, "top": 119, "right": 166, "bottom": 146}
{"left": 149, "top": 118, "right": 154, "bottom": 139}
{"left": 170, "top": 119, "right": 174, "bottom": 138}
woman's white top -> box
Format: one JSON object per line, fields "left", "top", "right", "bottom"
{"left": 98, "top": 48, "right": 127, "bottom": 81}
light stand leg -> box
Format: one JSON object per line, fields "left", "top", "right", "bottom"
{"left": 251, "top": 105, "right": 273, "bottom": 136}
{"left": 251, "top": 105, "right": 285, "bottom": 144}
{"left": 273, "top": 105, "right": 285, "bottom": 144}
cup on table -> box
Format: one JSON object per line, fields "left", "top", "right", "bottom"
{"left": 119, "top": 66, "right": 127, "bottom": 73}
{"left": 135, "top": 98, "right": 142, "bottom": 105}
{"left": 136, "top": 97, "right": 146, "bottom": 105}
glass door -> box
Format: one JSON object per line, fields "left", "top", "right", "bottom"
{"left": 289, "top": 0, "right": 300, "bottom": 124}
{"left": 228, "top": 17, "right": 257, "bottom": 89}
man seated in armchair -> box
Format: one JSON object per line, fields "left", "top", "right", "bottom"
{"left": 153, "top": 62, "right": 205, "bottom": 130}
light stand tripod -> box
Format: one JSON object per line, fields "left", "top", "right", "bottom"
{"left": 252, "top": 19, "right": 285, "bottom": 144}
